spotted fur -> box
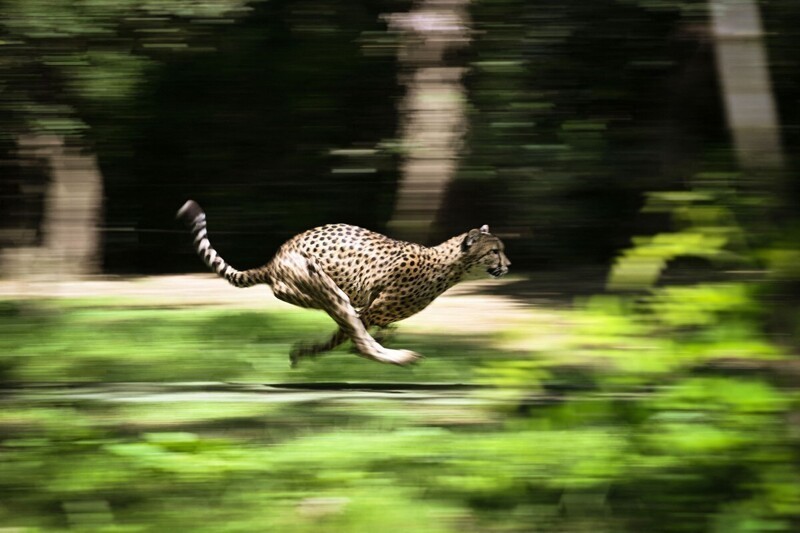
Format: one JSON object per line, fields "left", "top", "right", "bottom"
{"left": 177, "top": 200, "right": 510, "bottom": 366}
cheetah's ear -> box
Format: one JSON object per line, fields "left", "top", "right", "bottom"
{"left": 480, "top": 224, "right": 490, "bottom": 234}
{"left": 463, "top": 228, "right": 482, "bottom": 250}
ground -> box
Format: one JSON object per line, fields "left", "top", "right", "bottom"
{"left": 0, "top": 274, "right": 536, "bottom": 335}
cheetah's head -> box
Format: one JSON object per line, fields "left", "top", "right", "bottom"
{"left": 461, "top": 224, "right": 511, "bottom": 279}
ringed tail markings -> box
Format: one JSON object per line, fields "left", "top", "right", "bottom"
{"left": 176, "top": 200, "right": 265, "bottom": 288}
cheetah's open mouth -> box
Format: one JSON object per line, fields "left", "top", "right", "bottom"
{"left": 488, "top": 266, "right": 507, "bottom": 278}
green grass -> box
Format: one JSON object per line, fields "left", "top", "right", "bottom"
{"left": 0, "top": 299, "right": 503, "bottom": 384}
{"left": 1, "top": 288, "right": 799, "bottom": 532}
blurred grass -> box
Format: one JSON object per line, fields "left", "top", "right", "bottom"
{"left": 1, "top": 288, "right": 799, "bottom": 531}
{"left": 0, "top": 299, "right": 504, "bottom": 384}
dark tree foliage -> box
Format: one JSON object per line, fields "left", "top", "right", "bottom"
{"left": 440, "top": 0, "right": 731, "bottom": 269}
{"left": 99, "top": 1, "right": 407, "bottom": 273}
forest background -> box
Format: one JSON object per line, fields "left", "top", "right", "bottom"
{"left": 1, "top": 1, "right": 800, "bottom": 531}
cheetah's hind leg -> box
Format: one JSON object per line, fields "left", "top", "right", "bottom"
{"left": 270, "top": 251, "right": 420, "bottom": 367}
{"left": 294, "top": 323, "right": 395, "bottom": 367}
{"left": 347, "top": 325, "right": 397, "bottom": 355}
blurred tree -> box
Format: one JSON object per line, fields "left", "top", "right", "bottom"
{"left": 2, "top": 135, "right": 104, "bottom": 279}
{"left": 385, "top": 0, "right": 471, "bottom": 244}
{"left": 0, "top": 0, "right": 255, "bottom": 279}
{"left": 0, "top": 0, "right": 407, "bottom": 276}
{"left": 710, "top": 0, "right": 785, "bottom": 181}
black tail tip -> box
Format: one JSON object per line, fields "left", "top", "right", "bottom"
{"left": 176, "top": 200, "right": 204, "bottom": 225}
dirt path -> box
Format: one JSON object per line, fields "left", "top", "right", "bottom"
{"left": 0, "top": 274, "right": 538, "bottom": 335}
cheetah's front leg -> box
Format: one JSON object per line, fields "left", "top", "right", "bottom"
{"left": 270, "top": 251, "right": 419, "bottom": 366}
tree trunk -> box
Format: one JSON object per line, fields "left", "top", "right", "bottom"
{"left": 385, "top": 0, "right": 471, "bottom": 244}
{"left": 710, "top": 0, "right": 785, "bottom": 181}
{"left": 1, "top": 135, "right": 104, "bottom": 280}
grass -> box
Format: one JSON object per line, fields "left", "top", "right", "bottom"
{"left": 1, "top": 287, "right": 798, "bottom": 532}
{"left": 0, "top": 299, "right": 507, "bottom": 384}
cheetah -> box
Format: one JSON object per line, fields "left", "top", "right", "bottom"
{"left": 177, "top": 200, "right": 510, "bottom": 366}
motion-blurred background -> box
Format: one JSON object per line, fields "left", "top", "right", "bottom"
{"left": 3, "top": 0, "right": 797, "bottom": 278}
{"left": 1, "top": 1, "right": 800, "bottom": 531}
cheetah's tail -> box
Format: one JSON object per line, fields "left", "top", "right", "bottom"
{"left": 176, "top": 200, "right": 269, "bottom": 288}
